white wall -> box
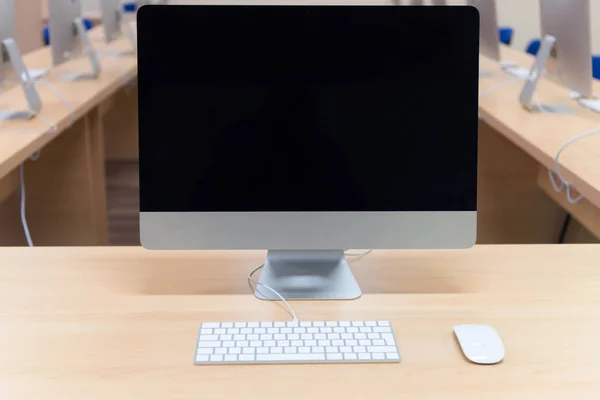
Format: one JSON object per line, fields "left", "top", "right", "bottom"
{"left": 81, "top": 0, "right": 600, "bottom": 54}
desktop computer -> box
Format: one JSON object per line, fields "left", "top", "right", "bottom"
{"left": 138, "top": 4, "right": 478, "bottom": 302}
{"left": 48, "top": 0, "right": 101, "bottom": 79}
{"left": 102, "top": 0, "right": 137, "bottom": 52}
{"left": 467, "top": 0, "right": 500, "bottom": 63}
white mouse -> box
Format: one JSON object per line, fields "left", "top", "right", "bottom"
{"left": 453, "top": 324, "right": 504, "bottom": 365}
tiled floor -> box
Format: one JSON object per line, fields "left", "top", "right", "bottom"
{"left": 106, "top": 162, "right": 140, "bottom": 246}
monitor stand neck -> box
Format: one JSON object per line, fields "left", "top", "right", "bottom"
{"left": 255, "top": 250, "right": 361, "bottom": 301}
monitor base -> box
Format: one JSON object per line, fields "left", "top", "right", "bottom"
{"left": 579, "top": 98, "right": 600, "bottom": 113}
{"left": 255, "top": 250, "right": 362, "bottom": 301}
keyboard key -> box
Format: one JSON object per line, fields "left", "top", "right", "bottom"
{"left": 373, "top": 340, "right": 385, "bottom": 346}
{"left": 381, "top": 334, "right": 395, "bottom": 345}
{"left": 248, "top": 322, "right": 259, "bottom": 328}
{"left": 250, "top": 341, "right": 262, "bottom": 347}
{"left": 312, "top": 346, "right": 325, "bottom": 353}
{"left": 203, "top": 323, "right": 220, "bottom": 328}
{"left": 341, "top": 333, "right": 353, "bottom": 340}
{"left": 235, "top": 341, "right": 249, "bottom": 347}
{"left": 355, "top": 333, "right": 367, "bottom": 339}
{"left": 332, "top": 340, "right": 344, "bottom": 346}
{"left": 373, "top": 327, "right": 392, "bottom": 333}
{"left": 197, "top": 348, "right": 213, "bottom": 354}
{"left": 257, "top": 353, "right": 325, "bottom": 362}
{"left": 199, "top": 335, "right": 219, "bottom": 341}
{"left": 200, "top": 328, "right": 213, "bottom": 335}
{"left": 274, "top": 322, "right": 286, "bottom": 328}
{"left": 196, "top": 355, "right": 209, "bottom": 362}
{"left": 214, "top": 328, "right": 226, "bottom": 335}
{"left": 315, "top": 334, "right": 326, "bottom": 340}
{"left": 300, "top": 321, "right": 312, "bottom": 327}
{"left": 224, "top": 354, "right": 237, "bottom": 361}
{"left": 352, "top": 321, "right": 364, "bottom": 327}
{"left": 326, "top": 321, "right": 338, "bottom": 327}
{"left": 368, "top": 333, "right": 380, "bottom": 340}
{"left": 378, "top": 321, "right": 390, "bottom": 327}
{"left": 241, "top": 328, "right": 252, "bottom": 334}
{"left": 327, "top": 353, "right": 343, "bottom": 360}
{"left": 313, "top": 321, "right": 325, "bottom": 327}
{"left": 293, "top": 327, "right": 306, "bottom": 334}
{"left": 223, "top": 341, "right": 235, "bottom": 347}
{"left": 344, "top": 353, "right": 358, "bottom": 360}
{"left": 234, "top": 322, "right": 246, "bottom": 328}
{"left": 307, "top": 327, "right": 319, "bottom": 333}
{"left": 318, "top": 340, "right": 331, "bottom": 347}
{"left": 333, "top": 327, "right": 345, "bottom": 333}
{"left": 210, "top": 354, "right": 224, "bottom": 362}
{"left": 321, "top": 327, "right": 333, "bottom": 334}
{"left": 360, "top": 327, "right": 373, "bottom": 333}
{"left": 339, "top": 321, "right": 351, "bottom": 327}
{"left": 346, "top": 339, "right": 358, "bottom": 346}
{"left": 359, "top": 340, "right": 372, "bottom": 346}
{"left": 274, "top": 334, "right": 286, "bottom": 340}
{"left": 347, "top": 327, "right": 359, "bottom": 333}
{"left": 366, "top": 321, "right": 377, "bottom": 327}
{"left": 340, "top": 346, "right": 352, "bottom": 353}
{"left": 215, "top": 348, "right": 227, "bottom": 355}
{"left": 298, "top": 347, "right": 311, "bottom": 353}
{"left": 260, "top": 334, "right": 273, "bottom": 341}
{"left": 286, "top": 321, "right": 299, "bottom": 328}
{"left": 305, "top": 340, "right": 317, "bottom": 346}
{"left": 227, "top": 328, "right": 240, "bottom": 335}
{"left": 257, "top": 348, "right": 269, "bottom": 354}
{"left": 219, "top": 335, "right": 233, "bottom": 341}
{"left": 267, "top": 328, "right": 279, "bottom": 334}
{"left": 358, "top": 353, "right": 371, "bottom": 360}
{"left": 197, "top": 341, "right": 220, "bottom": 348}
{"left": 271, "top": 347, "right": 283, "bottom": 354}
{"left": 326, "top": 347, "right": 339, "bottom": 353}
{"left": 354, "top": 346, "right": 366, "bottom": 353}
{"left": 229, "top": 348, "right": 241, "bottom": 354}
{"left": 301, "top": 334, "right": 313, "bottom": 340}
{"left": 387, "top": 353, "right": 400, "bottom": 360}
{"left": 373, "top": 353, "right": 385, "bottom": 360}
{"left": 243, "top": 347, "right": 255, "bottom": 354}
{"left": 264, "top": 341, "right": 276, "bottom": 347}
{"left": 281, "top": 328, "right": 292, "bottom": 334}
{"left": 260, "top": 322, "right": 273, "bottom": 328}
{"left": 328, "top": 333, "right": 341, "bottom": 340}
{"left": 277, "top": 340, "right": 290, "bottom": 347}
{"left": 284, "top": 347, "right": 297, "bottom": 354}
{"left": 368, "top": 346, "right": 398, "bottom": 354}
{"left": 291, "top": 340, "right": 303, "bottom": 347}
{"left": 255, "top": 328, "right": 266, "bottom": 334}
{"left": 247, "top": 334, "right": 259, "bottom": 341}
{"left": 239, "top": 354, "right": 255, "bottom": 361}
{"left": 222, "top": 322, "right": 234, "bottom": 328}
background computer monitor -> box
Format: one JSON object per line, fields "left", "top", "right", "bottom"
{"left": 48, "top": 0, "right": 83, "bottom": 66}
{"left": 0, "top": 0, "right": 16, "bottom": 83}
{"left": 102, "top": 0, "right": 122, "bottom": 43}
{"left": 540, "top": 0, "right": 593, "bottom": 98}
{"left": 138, "top": 5, "right": 478, "bottom": 299}
{"left": 468, "top": 0, "right": 500, "bottom": 62}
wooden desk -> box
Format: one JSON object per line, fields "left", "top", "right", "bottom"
{"left": 0, "top": 25, "right": 138, "bottom": 246}
{"left": 477, "top": 46, "right": 600, "bottom": 242}
{"left": 1, "top": 245, "right": 599, "bottom": 398}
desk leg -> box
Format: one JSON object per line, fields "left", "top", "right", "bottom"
{"left": 0, "top": 115, "right": 109, "bottom": 246}
{"left": 103, "top": 83, "right": 139, "bottom": 161}
{"left": 477, "top": 120, "right": 567, "bottom": 243}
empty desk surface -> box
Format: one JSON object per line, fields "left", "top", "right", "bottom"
{"left": 1, "top": 245, "right": 599, "bottom": 399}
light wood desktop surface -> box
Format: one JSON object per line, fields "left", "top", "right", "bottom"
{"left": 1, "top": 245, "right": 599, "bottom": 399}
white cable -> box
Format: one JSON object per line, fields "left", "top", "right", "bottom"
{"left": 19, "top": 163, "right": 34, "bottom": 247}
{"left": 247, "top": 264, "right": 298, "bottom": 322}
{"left": 35, "top": 79, "right": 76, "bottom": 127}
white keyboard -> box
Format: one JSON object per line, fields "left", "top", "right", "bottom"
{"left": 194, "top": 320, "right": 401, "bottom": 365}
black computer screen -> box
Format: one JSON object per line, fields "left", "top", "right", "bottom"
{"left": 138, "top": 5, "right": 479, "bottom": 212}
